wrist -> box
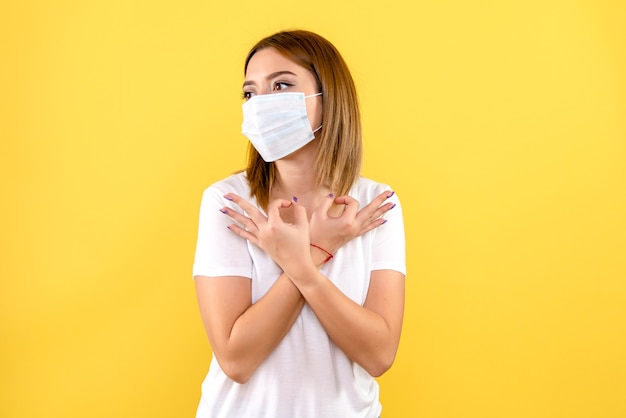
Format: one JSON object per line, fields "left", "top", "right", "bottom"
{"left": 309, "top": 243, "right": 334, "bottom": 267}
{"left": 284, "top": 257, "right": 320, "bottom": 288}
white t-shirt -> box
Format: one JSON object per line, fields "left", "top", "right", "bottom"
{"left": 193, "top": 172, "right": 406, "bottom": 418}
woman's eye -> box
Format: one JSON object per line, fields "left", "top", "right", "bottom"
{"left": 273, "top": 82, "right": 292, "bottom": 91}
{"left": 241, "top": 91, "right": 253, "bottom": 101}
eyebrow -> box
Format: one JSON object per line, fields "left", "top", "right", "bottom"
{"left": 242, "top": 70, "right": 297, "bottom": 88}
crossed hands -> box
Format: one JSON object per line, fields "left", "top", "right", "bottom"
{"left": 220, "top": 191, "right": 396, "bottom": 277}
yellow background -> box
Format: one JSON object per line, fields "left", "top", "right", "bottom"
{"left": 1, "top": 1, "right": 625, "bottom": 417}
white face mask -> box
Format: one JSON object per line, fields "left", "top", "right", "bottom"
{"left": 241, "top": 92, "right": 322, "bottom": 162}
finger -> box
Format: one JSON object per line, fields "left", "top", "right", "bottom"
{"left": 225, "top": 224, "right": 260, "bottom": 247}
{"left": 358, "top": 216, "right": 388, "bottom": 235}
{"left": 357, "top": 191, "right": 395, "bottom": 221}
{"left": 266, "top": 198, "right": 293, "bottom": 222}
{"left": 220, "top": 207, "right": 258, "bottom": 232}
{"left": 224, "top": 193, "right": 267, "bottom": 225}
{"left": 333, "top": 195, "right": 360, "bottom": 218}
{"left": 363, "top": 201, "right": 396, "bottom": 222}
{"left": 369, "top": 190, "right": 395, "bottom": 209}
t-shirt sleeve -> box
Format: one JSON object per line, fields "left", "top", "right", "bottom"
{"left": 192, "top": 185, "right": 253, "bottom": 279}
{"left": 370, "top": 188, "right": 407, "bottom": 276}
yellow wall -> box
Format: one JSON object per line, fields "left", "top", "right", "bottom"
{"left": 1, "top": 1, "right": 625, "bottom": 417}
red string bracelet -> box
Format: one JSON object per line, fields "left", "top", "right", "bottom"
{"left": 310, "top": 243, "right": 334, "bottom": 264}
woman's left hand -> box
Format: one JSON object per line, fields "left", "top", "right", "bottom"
{"left": 308, "top": 190, "right": 396, "bottom": 255}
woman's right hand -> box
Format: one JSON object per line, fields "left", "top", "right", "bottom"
{"left": 308, "top": 190, "right": 396, "bottom": 255}
{"left": 222, "top": 193, "right": 313, "bottom": 273}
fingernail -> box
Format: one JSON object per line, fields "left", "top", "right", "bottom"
{"left": 219, "top": 208, "right": 227, "bottom": 214}
{"left": 390, "top": 203, "right": 396, "bottom": 210}
{"left": 224, "top": 195, "right": 233, "bottom": 201}
{"left": 293, "top": 196, "right": 299, "bottom": 203}
{"left": 386, "top": 191, "right": 395, "bottom": 198}
{"left": 226, "top": 225, "right": 232, "bottom": 230}
{"left": 381, "top": 219, "right": 388, "bottom": 225}
{"left": 328, "top": 193, "right": 334, "bottom": 198}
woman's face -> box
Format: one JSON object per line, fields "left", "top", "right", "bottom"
{"left": 243, "top": 47, "right": 323, "bottom": 132}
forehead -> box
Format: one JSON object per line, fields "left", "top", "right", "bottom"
{"left": 245, "top": 47, "right": 310, "bottom": 80}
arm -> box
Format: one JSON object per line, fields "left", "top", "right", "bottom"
{"left": 286, "top": 267, "right": 405, "bottom": 377}
{"left": 195, "top": 272, "right": 303, "bottom": 384}
{"left": 223, "top": 190, "right": 404, "bottom": 377}
{"left": 194, "top": 199, "right": 336, "bottom": 384}
{"left": 298, "top": 191, "right": 406, "bottom": 376}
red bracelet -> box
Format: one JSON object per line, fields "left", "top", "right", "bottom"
{"left": 310, "top": 243, "right": 334, "bottom": 264}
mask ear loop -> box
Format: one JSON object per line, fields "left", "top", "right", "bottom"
{"left": 306, "top": 92, "right": 323, "bottom": 134}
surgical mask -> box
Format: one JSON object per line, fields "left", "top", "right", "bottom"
{"left": 241, "top": 92, "right": 322, "bottom": 162}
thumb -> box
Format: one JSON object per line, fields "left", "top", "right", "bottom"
{"left": 312, "top": 193, "right": 334, "bottom": 219}
{"left": 267, "top": 198, "right": 293, "bottom": 222}
{"left": 291, "top": 201, "right": 309, "bottom": 226}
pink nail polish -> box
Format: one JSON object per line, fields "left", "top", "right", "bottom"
{"left": 387, "top": 191, "right": 395, "bottom": 198}
{"left": 219, "top": 208, "right": 227, "bottom": 214}
{"left": 224, "top": 195, "right": 233, "bottom": 201}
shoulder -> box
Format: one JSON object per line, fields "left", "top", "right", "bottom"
{"left": 349, "top": 177, "right": 394, "bottom": 201}
{"left": 197, "top": 172, "right": 252, "bottom": 210}
{"left": 203, "top": 172, "right": 250, "bottom": 197}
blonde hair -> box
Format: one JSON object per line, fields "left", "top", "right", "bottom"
{"left": 243, "top": 30, "right": 362, "bottom": 209}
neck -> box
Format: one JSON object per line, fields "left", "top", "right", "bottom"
{"left": 271, "top": 140, "right": 328, "bottom": 205}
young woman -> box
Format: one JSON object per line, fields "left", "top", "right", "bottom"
{"left": 193, "top": 30, "right": 406, "bottom": 418}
